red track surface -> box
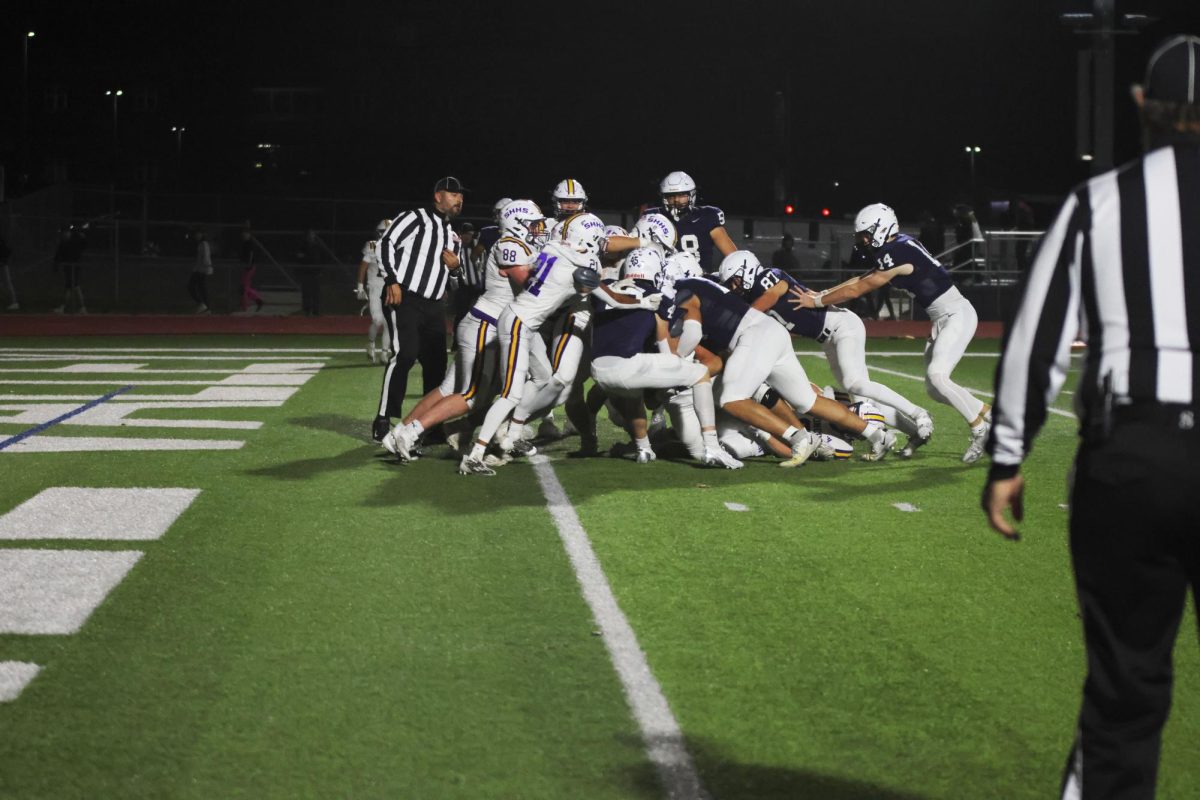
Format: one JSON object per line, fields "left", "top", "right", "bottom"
{"left": 0, "top": 314, "right": 1005, "bottom": 339}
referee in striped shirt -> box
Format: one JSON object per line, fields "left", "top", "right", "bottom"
{"left": 983, "top": 35, "right": 1200, "bottom": 799}
{"left": 372, "top": 176, "right": 466, "bottom": 441}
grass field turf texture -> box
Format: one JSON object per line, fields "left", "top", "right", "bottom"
{"left": 0, "top": 335, "right": 1196, "bottom": 799}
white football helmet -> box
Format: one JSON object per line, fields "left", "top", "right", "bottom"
{"left": 558, "top": 211, "right": 606, "bottom": 255}
{"left": 717, "top": 250, "right": 763, "bottom": 291}
{"left": 854, "top": 203, "right": 899, "bottom": 249}
{"left": 492, "top": 197, "right": 513, "bottom": 224}
{"left": 375, "top": 218, "right": 391, "bottom": 235}
{"left": 659, "top": 251, "right": 703, "bottom": 299}
{"left": 551, "top": 179, "right": 588, "bottom": 219}
{"left": 660, "top": 171, "right": 697, "bottom": 221}
{"left": 602, "top": 225, "right": 628, "bottom": 239}
{"left": 498, "top": 199, "right": 547, "bottom": 247}
{"left": 622, "top": 247, "right": 665, "bottom": 283}
{"left": 633, "top": 213, "right": 678, "bottom": 254}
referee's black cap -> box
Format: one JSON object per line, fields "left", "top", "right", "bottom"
{"left": 1143, "top": 34, "right": 1200, "bottom": 104}
{"left": 433, "top": 176, "right": 469, "bottom": 194}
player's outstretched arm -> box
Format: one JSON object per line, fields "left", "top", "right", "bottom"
{"left": 981, "top": 474, "right": 1025, "bottom": 541}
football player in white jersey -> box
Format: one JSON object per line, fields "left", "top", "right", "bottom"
{"left": 459, "top": 219, "right": 662, "bottom": 475}
{"left": 550, "top": 178, "right": 589, "bottom": 221}
{"left": 354, "top": 219, "right": 391, "bottom": 364}
{"left": 384, "top": 200, "right": 547, "bottom": 460}
{"left": 503, "top": 212, "right": 608, "bottom": 456}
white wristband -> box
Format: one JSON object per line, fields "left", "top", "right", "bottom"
{"left": 813, "top": 294, "right": 824, "bottom": 308}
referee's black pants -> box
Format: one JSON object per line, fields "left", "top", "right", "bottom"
{"left": 377, "top": 293, "right": 448, "bottom": 420}
{"left": 1061, "top": 409, "right": 1200, "bottom": 800}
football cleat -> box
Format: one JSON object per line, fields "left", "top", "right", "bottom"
{"left": 458, "top": 455, "right": 496, "bottom": 476}
{"left": 779, "top": 431, "right": 818, "bottom": 468}
{"left": 635, "top": 448, "right": 657, "bottom": 464}
{"left": 482, "top": 452, "right": 511, "bottom": 468}
{"left": 962, "top": 420, "right": 990, "bottom": 464}
{"left": 899, "top": 410, "right": 934, "bottom": 459}
{"left": 862, "top": 426, "right": 897, "bottom": 462}
{"left": 390, "top": 425, "right": 418, "bottom": 461}
{"left": 366, "top": 343, "right": 375, "bottom": 363}
{"left": 702, "top": 447, "right": 744, "bottom": 470}
{"left": 371, "top": 416, "right": 391, "bottom": 443}
{"left": 812, "top": 434, "right": 838, "bottom": 461}
{"left": 510, "top": 439, "right": 538, "bottom": 457}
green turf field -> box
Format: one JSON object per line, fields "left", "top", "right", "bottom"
{"left": 0, "top": 335, "right": 1196, "bottom": 799}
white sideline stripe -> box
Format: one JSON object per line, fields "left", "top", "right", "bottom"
{"left": 0, "top": 355, "right": 331, "bottom": 362}
{"left": 0, "top": 395, "right": 284, "bottom": 404}
{"left": 0, "top": 549, "right": 142, "bottom": 634}
{"left": 0, "top": 347, "right": 355, "bottom": 353}
{"left": 0, "top": 662, "right": 41, "bottom": 702}
{"left": 0, "top": 363, "right": 323, "bottom": 375}
{"left": 0, "top": 436, "right": 244, "bottom": 453}
{"left": 865, "top": 364, "right": 1078, "bottom": 420}
{"left": 0, "top": 488, "right": 199, "bottom": 540}
{"left": 0, "top": 376, "right": 311, "bottom": 386}
{"left": 530, "top": 455, "right": 707, "bottom": 800}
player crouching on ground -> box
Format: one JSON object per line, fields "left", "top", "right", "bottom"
{"left": 589, "top": 246, "right": 742, "bottom": 469}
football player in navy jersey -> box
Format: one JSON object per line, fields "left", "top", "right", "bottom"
{"left": 644, "top": 171, "right": 737, "bottom": 271}
{"left": 669, "top": 274, "right": 895, "bottom": 466}
{"left": 589, "top": 248, "right": 741, "bottom": 468}
{"left": 718, "top": 250, "right": 933, "bottom": 455}
{"left": 790, "top": 203, "right": 991, "bottom": 463}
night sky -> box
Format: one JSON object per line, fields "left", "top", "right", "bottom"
{"left": 5, "top": 1, "right": 1200, "bottom": 224}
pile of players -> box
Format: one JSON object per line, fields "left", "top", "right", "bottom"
{"left": 378, "top": 172, "right": 993, "bottom": 475}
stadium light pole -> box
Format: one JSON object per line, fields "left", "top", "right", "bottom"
{"left": 964, "top": 146, "right": 981, "bottom": 201}
{"left": 21, "top": 31, "right": 35, "bottom": 173}
{"left": 106, "top": 90, "right": 123, "bottom": 155}
{"left": 172, "top": 126, "right": 186, "bottom": 155}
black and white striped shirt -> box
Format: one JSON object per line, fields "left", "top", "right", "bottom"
{"left": 456, "top": 245, "right": 483, "bottom": 290}
{"left": 989, "top": 144, "right": 1200, "bottom": 478}
{"left": 379, "top": 207, "right": 457, "bottom": 301}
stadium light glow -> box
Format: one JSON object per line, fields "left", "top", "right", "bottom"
{"left": 821, "top": 208, "right": 831, "bottom": 218}
{"left": 784, "top": 204, "right": 794, "bottom": 215}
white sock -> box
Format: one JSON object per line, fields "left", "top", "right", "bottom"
{"left": 409, "top": 420, "right": 424, "bottom": 436}
{"left": 702, "top": 429, "right": 719, "bottom": 448}
{"left": 782, "top": 425, "right": 801, "bottom": 444}
{"left": 635, "top": 436, "right": 652, "bottom": 452}
{"left": 469, "top": 441, "right": 486, "bottom": 460}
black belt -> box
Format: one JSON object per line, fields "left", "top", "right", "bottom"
{"left": 1112, "top": 402, "right": 1197, "bottom": 431}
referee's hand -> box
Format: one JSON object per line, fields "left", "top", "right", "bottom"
{"left": 982, "top": 475, "right": 1024, "bottom": 541}
{"left": 442, "top": 249, "right": 461, "bottom": 271}
{"left": 384, "top": 284, "right": 403, "bottom": 307}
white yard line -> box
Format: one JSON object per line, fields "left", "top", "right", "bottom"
{"left": 864, "top": 364, "right": 1077, "bottom": 419}
{"left": 530, "top": 455, "right": 707, "bottom": 800}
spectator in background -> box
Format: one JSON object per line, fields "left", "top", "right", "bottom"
{"left": 1010, "top": 196, "right": 1036, "bottom": 272}
{"left": 952, "top": 204, "right": 983, "bottom": 275}
{"left": 53, "top": 225, "right": 87, "bottom": 314}
{"left": 296, "top": 229, "right": 322, "bottom": 316}
{"left": 451, "top": 222, "right": 481, "bottom": 324}
{"left": 770, "top": 233, "right": 799, "bottom": 272}
{"left": 918, "top": 209, "right": 945, "bottom": 258}
{"left": 188, "top": 230, "right": 212, "bottom": 314}
{"left": 0, "top": 231, "right": 17, "bottom": 311}
{"left": 239, "top": 228, "right": 264, "bottom": 312}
